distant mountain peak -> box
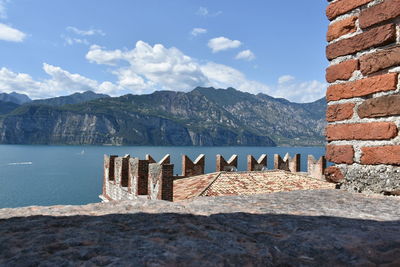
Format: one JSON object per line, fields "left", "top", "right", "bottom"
{"left": 30, "top": 91, "right": 110, "bottom": 107}
{"left": 0, "top": 92, "right": 31, "bottom": 105}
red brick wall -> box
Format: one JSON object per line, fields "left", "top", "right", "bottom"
{"left": 325, "top": 0, "right": 400, "bottom": 192}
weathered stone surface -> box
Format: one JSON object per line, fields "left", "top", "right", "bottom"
{"left": 326, "top": 59, "right": 359, "bottom": 83}
{"left": 307, "top": 155, "right": 326, "bottom": 180}
{"left": 359, "top": 0, "right": 400, "bottom": 29}
{"left": 326, "top": 24, "right": 396, "bottom": 60}
{"left": 148, "top": 163, "right": 174, "bottom": 201}
{"left": 326, "top": 0, "right": 372, "bottom": 20}
{"left": 358, "top": 94, "right": 400, "bottom": 118}
{"left": 326, "top": 103, "right": 355, "bottom": 122}
{"left": 326, "top": 73, "right": 398, "bottom": 101}
{"left": 361, "top": 146, "right": 400, "bottom": 165}
{"left": 340, "top": 165, "right": 400, "bottom": 193}
{"left": 326, "top": 145, "right": 354, "bottom": 164}
{"left": 360, "top": 45, "right": 400, "bottom": 75}
{"left": 326, "top": 122, "right": 398, "bottom": 141}
{"left": 327, "top": 16, "right": 358, "bottom": 42}
{"left": 0, "top": 190, "right": 400, "bottom": 266}
{"left": 325, "top": 166, "right": 345, "bottom": 183}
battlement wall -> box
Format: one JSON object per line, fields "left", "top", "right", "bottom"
{"left": 101, "top": 153, "right": 329, "bottom": 202}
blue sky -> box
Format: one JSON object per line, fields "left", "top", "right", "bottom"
{"left": 0, "top": 0, "right": 329, "bottom": 102}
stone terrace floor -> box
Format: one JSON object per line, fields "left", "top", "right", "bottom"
{"left": 0, "top": 190, "right": 399, "bottom": 265}
{"left": 173, "top": 170, "right": 335, "bottom": 201}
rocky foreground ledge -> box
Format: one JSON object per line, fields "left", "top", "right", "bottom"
{"left": 0, "top": 190, "right": 399, "bottom": 266}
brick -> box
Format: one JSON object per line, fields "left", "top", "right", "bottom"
{"left": 358, "top": 95, "right": 400, "bottom": 118}
{"left": 326, "top": 73, "right": 398, "bottom": 101}
{"left": 327, "top": 16, "right": 358, "bottom": 42}
{"left": 326, "top": 24, "right": 396, "bottom": 60}
{"left": 361, "top": 146, "right": 400, "bottom": 165}
{"left": 247, "top": 154, "right": 267, "bottom": 171}
{"left": 326, "top": 103, "right": 355, "bottom": 122}
{"left": 216, "top": 154, "right": 238, "bottom": 172}
{"left": 359, "top": 0, "right": 400, "bottom": 29}
{"left": 326, "top": 145, "right": 354, "bottom": 164}
{"left": 326, "top": 59, "right": 359, "bottom": 83}
{"left": 325, "top": 166, "right": 345, "bottom": 183}
{"left": 326, "top": 0, "right": 372, "bottom": 20}
{"left": 360, "top": 45, "right": 400, "bottom": 75}
{"left": 182, "top": 154, "right": 205, "bottom": 177}
{"left": 326, "top": 122, "right": 398, "bottom": 141}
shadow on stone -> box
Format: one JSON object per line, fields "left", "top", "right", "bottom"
{"left": 0, "top": 212, "right": 399, "bottom": 266}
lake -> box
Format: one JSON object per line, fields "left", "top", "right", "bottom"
{"left": 0, "top": 145, "right": 326, "bottom": 208}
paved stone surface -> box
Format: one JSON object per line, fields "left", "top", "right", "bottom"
{"left": 0, "top": 189, "right": 399, "bottom": 266}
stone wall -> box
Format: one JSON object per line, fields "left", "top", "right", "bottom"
{"left": 325, "top": 0, "right": 400, "bottom": 193}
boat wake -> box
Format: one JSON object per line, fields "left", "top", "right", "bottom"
{"left": 7, "top": 162, "right": 33, "bottom": 166}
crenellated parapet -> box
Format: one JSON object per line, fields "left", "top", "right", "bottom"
{"left": 274, "top": 153, "right": 301, "bottom": 173}
{"left": 101, "top": 154, "right": 173, "bottom": 202}
{"left": 182, "top": 154, "right": 205, "bottom": 177}
{"left": 101, "top": 152, "right": 334, "bottom": 203}
{"left": 247, "top": 154, "right": 267, "bottom": 171}
{"left": 216, "top": 154, "right": 238, "bottom": 172}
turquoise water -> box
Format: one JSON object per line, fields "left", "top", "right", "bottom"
{"left": 0, "top": 145, "right": 326, "bottom": 208}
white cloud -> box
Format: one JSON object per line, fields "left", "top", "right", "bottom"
{"left": 278, "top": 75, "right": 295, "bottom": 84}
{"left": 42, "top": 63, "right": 99, "bottom": 94}
{"left": 0, "top": 64, "right": 123, "bottom": 99}
{"left": 86, "top": 41, "right": 209, "bottom": 92}
{"left": 62, "top": 35, "right": 89, "bottom": 46}
{"left": 0, "top": 40, "right": 325, "bottom": 103}
{"left": 0, "top": 67, "right": 41, "bottom": 97}
{"left": 191, "top": 28, "right": 207, "bottom": 37}
{"left": 86, "top": 45, "right": 123, "bottom": 65}
{"left": 235, "top": 50, "right": 255, "bottom": 61}
{"left": 85, "top": 41, "right": 325, "bottom": 102}
{"left": 275, "top": 75, "right": 327, "bottom": 103}
{"left": 0, "top": 0, "right": 9, "bottom": 19}
{"left": 66, "top": 26, "right": 105, "bottom": 36}
{"left": 200, "top": 62, "right": 271, "bottom": 95}
{"left": 0, "top": 23, "right": 26, "bottom": 42}
{"left": 208, "top": 37, "right": 242, "bottom": 53}
{"left": 196, "top": 7, "right": 208, "bottom": 16}
{"left": 62, "top": 27, "right": 105, "bottom": 46}
{"left": 196, "top": 6, "right": 222, "bottom": 17}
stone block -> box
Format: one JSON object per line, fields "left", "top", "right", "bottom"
{"left": 148, "top": 163, "right": 174, "bottom": 201}
{"left": 307, "top": 155, "right": 327, "bottom": 180}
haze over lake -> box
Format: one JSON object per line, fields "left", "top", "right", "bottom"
{"left": 0, "top": 145, "right": 326, "bottom": 208}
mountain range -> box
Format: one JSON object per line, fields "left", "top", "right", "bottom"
{"left": 0, "top": 88, "right": 326, "bottom": 146}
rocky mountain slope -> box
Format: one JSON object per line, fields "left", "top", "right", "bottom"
{"left": 30, "top": 91, "right": 110, "bottom": 106}
{"left": 0, "top": 88, "right": 326, "bottom": 146}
